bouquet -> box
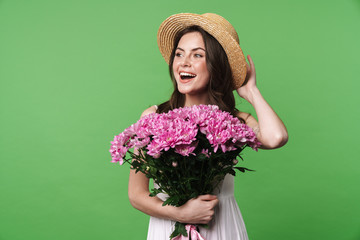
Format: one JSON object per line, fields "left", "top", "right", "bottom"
{"left": 109, "top": 105, "right": 261, "bottom": 239}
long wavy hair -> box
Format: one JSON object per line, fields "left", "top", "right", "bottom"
{"left": 157, "top": 25, "right": 244, "bottom": 122}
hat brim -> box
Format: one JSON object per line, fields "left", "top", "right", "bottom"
{"left": 157, "top": 13, "right": 247, "bottom": 90}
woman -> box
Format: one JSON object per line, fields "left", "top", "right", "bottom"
{"left": 128, "top": 13, "right": 288, "bottom": 240}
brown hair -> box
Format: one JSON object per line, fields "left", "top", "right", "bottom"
{"left": 157, "top": 25, "right": 244, "bottom": 122}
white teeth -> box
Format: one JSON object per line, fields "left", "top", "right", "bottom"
{"left": 180, "top": 72, "right": 196, "bottom": 77}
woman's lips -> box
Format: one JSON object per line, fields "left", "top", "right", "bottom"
{"left": 179, "top": 71, "right": 196, "bottom": 83}
{"left": 179, "top": 76, "right": 195, "bottom": 83}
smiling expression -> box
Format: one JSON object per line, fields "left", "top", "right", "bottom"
{"left": 172, "top": 32, "right": 210, "bottom": 96}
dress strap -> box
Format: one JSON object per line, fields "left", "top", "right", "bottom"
{"left": 154, "top": 105, "right": 158, "bottom": 110}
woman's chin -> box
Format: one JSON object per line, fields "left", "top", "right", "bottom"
{"left": 178, "top": 87, "right": 207, "bottom": 96}
{"left": 178, "top": 86, "right": 197, "bottom": 95}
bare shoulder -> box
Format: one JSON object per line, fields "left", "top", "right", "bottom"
{"left": 236, "top": 111, "right": 259, "bottom": 132}
{"left": 140, "top": 105, "right": 157, "bottom": 118}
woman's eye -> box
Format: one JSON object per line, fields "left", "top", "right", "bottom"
{"left": 195, "top": 54, "right": 203, "bottom": 58}
{"left": 175, "top": 52, "right": 182, "bottom": 57}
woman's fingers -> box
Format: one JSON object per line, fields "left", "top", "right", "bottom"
{"left": 200, "top": 195, "right": 219, "bottom": 207}
{"left": 198, "top": 194, "right": 217, "bottom": 201}
{"left": 246, "top": 61, "right": 250, "bottom": 72}
{"left": 178, "top": 195, "right": 219, "bottom": 224}
{"left": 247, "top": 55, "right": 256, "bottom": 74}
{"left": 247, "top": 54, "right": 252, "bottom": 64}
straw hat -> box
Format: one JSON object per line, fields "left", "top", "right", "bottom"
{"left": 157, "top": 13, "right": 247, "bottom": 89}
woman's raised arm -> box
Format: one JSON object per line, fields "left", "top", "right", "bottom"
{"left": 236, "top": 55, "right": 288, "bottom": 149}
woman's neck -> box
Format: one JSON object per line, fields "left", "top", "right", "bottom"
{"left": 184, "top": 92, "right": 209, "bottom": 107}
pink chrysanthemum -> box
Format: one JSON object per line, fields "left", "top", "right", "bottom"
{"left": 109, "top": 105, "right": 261, "bottom": 164}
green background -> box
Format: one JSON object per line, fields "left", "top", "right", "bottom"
{"left": 1, "top": 0, "right": 359, "bottom": 239}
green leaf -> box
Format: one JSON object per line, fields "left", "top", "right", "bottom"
{"left": 199, "top": 223, "right": 209, "bottom": 229}
{"left": 178, "top": 223, "right": 188, "bottom": 237}
{"left": 170, "top": 222, "right": 188, "bottom": 239}
{"left": 149, "top": 188, "right": 162, "bottom": 197}
{"left": 234, "top": 167, "right": 255, "bottom": 173}
{"left": 229, "top": 169, "right": 236, "bottom": 176}
{"left": 189, "top": 192, "right": 198, "bottom": 199}
{"left": 162, "top": 197, "right": 174, "bottom": 206}
{"left": 169, "top": 227, "right": 179, "bottom": 239}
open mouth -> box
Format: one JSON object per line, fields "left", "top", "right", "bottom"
{"left": 180, "top": 72, "right": 197, "bottom": 80}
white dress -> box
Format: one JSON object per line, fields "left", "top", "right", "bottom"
{"left": 146, "top": 174, "right": 249, "bottom": 240}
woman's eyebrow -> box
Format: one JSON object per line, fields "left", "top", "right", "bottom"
{"left": 176, "top": 47, "right": 206, "bottom": 52}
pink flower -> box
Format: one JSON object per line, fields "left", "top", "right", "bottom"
{"left": 201, "top": 149, "right": 211, "bottom": 158}
{"left": 110, "top": 104, "right": 261, "bottom": 163}
{"left": 174, "top": 141, "right": 198, "bottom": 156}
{"left": 109, "top": 144, "right": 127, "bottom": 165}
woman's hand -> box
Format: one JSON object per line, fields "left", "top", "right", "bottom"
{"left": 176, "top": 194, "right": 219, "bottom": 224}
{"left": 236, "top": 55, "right": 258, "bottom": 102}
{"left": 234, "top": 55, "right": 289, "bottom": 149}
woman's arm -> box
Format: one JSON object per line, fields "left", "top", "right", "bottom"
{"left": 128, "top": 106, "right": 219, "bottom": 224}
{"left": 237, "top": 55, "right": 288, "bottom": 149}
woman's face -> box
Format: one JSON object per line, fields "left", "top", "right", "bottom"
{"left": 172, "top": 32, "right": 210, "bottom": 95}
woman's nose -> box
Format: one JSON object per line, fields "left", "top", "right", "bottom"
{"left": 181, "top": 56, "right": 191, "bottom": 67}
